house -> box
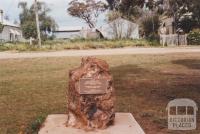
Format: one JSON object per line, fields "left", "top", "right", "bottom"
{"left": 0, "top": 19, "right": 23, "bottom": 42}
{"left": 0, "top": 11, "right": 23, "bottom": 42}
{"left": 53, "top": 26, "right": 83, "bottom": 39}
{"left": 97, "top": 18, "right": 139, "bottom": 39}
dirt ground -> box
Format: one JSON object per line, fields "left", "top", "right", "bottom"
{"left": 1, "top": 47, "right": 200, "bottom": 59}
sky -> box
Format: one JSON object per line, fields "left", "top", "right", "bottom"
{"left": 0, "top": 0, "right": 107, "bottom": 28}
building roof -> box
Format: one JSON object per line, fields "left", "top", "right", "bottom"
{"left": 0, "top": 19, "right": 20, "bottom": 28}
{"left": 54, "top": 26, "right": 83, "bottom": 32}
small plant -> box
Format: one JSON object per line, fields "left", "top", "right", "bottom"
{"left": 25, "top": 115, "right": 46, "bottom": 134}
{"left": 187, "top": 29, "right": 200, "bottom": 45}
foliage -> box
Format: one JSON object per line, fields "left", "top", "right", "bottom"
{"left": 25, "top": 115, "right": 46, "bottom": 134}
{"left": 68, "top": 0, "right": 106, "bottom": 28}
{"left": 107, "top": 0, "right": 200, "bottom": 33}
{"left": 187, "top": 29, "right": 200, "bottom": 45}
{"left": 18, "top": 2, "right": 56, "bottom": 40}
{"left": 106, "top": 11, "right": 122, "bottom": 22}
{"left": 166, "top": 0, "right": 200, "bottom": 32}
{"left": 106, "top": 0, "right": 157, "bottom": 21}
{"left": 106, "top": 0, "right": 114, "bottom": 9}
{"left": 21, "top": 21, "right": 37, "bottom": 39}
{"left": 119, "top": 0, "right": 145, "bottom": 20}
{"left": 141, "top": 15, "right": 160, "bottom": 39}
{"left": 179, "top": 17, "right": 196, "bottom": 33}
{"left": 105, "top": 0, "right": 200, "bottom": 34}
{"left": 117, "top": 0, "right": 142, "bottom": 21}
{"left": 148, "top": 33, "right": 160, "bottom": 41}
{"left": 0, "top": 22, "right": 3, "bottom": 33}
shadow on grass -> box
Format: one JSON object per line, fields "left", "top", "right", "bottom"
{"left": 111, "top": 64, "right": 150, "bottom": 90}
{"left": 110, "top": 64, "right": 169, "bottom": 132}
{"left": 172, "top": 59, "right": 200, "bottom": 70}
{"left": 110, "top": 64, "right": 200, "bottom": 133}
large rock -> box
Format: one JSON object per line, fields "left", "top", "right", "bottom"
{"left": 67, "top": 57, "right": 115, "bottom": 130}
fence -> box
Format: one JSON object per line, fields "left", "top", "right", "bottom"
{"left": 160, "top": 34, "right": 187, "bottom": 46}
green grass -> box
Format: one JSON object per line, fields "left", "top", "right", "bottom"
{"left": 0, "top": 39, "right": 160, "bottom": 52}
{"left": 0, "top": 53, "right": 200, "bottom": 134}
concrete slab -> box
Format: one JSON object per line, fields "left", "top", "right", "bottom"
{"left": 39, "top": 113, "right": 145, "bottom": 134}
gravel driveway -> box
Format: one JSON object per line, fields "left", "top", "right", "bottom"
{"left": 0, "top": 47, "right": 200, "bottom": 59}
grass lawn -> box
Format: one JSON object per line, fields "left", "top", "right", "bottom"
{"left": 0, "top": 39, "right": 160, "bottom": 52}
{"left": 0, "top": 53, "right": 200, "bottom": 134}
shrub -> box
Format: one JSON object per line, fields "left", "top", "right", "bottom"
{"left": 141, "top": 15, "right": 160, "bottom": 39}
{"left": 149, "top": 40, "right": 160, "bottom": 46}
{"left": 187, "top": 29, "right": 200, "bottom": 45}
{"left": 148, "top": 33, "right": 160, "bottom": 41}
{"left": 0, "top": 22, "right": 4, "bottom": 33}
{"left": 25, "top": 115, "right": 46, "bottom": 134}
{"left": 0, "top": 45, "right": 9, "bottom": 51}
{"left": 179, "top": 17, "right": 196, "bottom": 33}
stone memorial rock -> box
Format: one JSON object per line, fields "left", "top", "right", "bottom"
{"left": 67, "top": 57, "right": 115, "bottom": 131}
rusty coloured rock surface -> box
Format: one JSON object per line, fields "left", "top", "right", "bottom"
{"left": 66, "top": 57, "right": 115, "bottom": 130}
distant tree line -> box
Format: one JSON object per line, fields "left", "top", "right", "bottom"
{"left": 17, "top": 0, "right": 199, "bottom": 41}
{"left": 106, "top": 0, "right": 200, "bottom": 34}
{"left": 67, "top": 0, "right": 200, "bottom": 39}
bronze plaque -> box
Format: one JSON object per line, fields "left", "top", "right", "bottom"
{"left": 79, "top": 78, "right": 108, "bottom": 94}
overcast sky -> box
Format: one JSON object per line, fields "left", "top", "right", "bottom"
{"left": 0, "top": 0, "right": 107, "bottom": 27}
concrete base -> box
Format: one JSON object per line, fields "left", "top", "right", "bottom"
{"left": 39, "top": 113, "right": 145, "bottom": 134}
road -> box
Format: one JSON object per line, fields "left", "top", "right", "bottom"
{"left": 0, "top": 47, "right": 200, "bottom": 59}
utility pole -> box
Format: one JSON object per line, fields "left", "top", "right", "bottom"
{"left": 0, "top": 10, "right": 3, "bottom": 23}
{"left": 34, "top": 0, "right": 41, "bottom": 47}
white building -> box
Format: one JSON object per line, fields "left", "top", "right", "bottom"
{"left": 0, "top": 13, "right": 23, "bottom": 42}
{"left": 53, "top": 26, "right": 83, "bottom": 39}
{"left": 97, "top": 18, "right": 139, "bottom": 39}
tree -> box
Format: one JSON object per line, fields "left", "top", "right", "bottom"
{"left": 106, "top": 0, "right": 157, "bottom": 21}
{"left": 67, "top": 0, "right": 106, "bottom": 28}
{"left": 106, "top": 0, "right": 120, "bottom": 10}
{"left": 118, "top": 0, "right": 144, "bottom": 21}
{"left": 18, "top": 1, "right": 56, "bottom": 40}
{"left": 106, "top": 0, "right": 115, "bottom": 9}
{"left": 141, "top": 15, "right": 160, "bottom": 38}
{"left": 107, "top": 11, "right": 122, "bottom": 22}
{"left": 179, "top": 17, "right": 196, "bottom": 33}
{"left": 164, "top": 0, "right": 200, "bottom": 32}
